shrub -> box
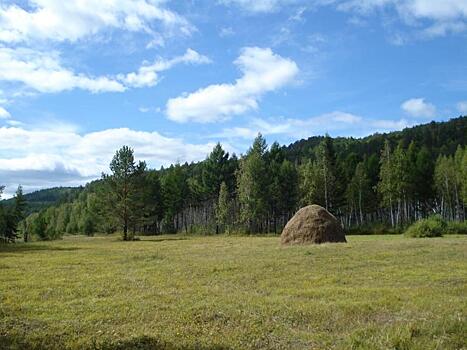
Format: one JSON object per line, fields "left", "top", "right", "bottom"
{"left": 444, "top": 221, "right": 467, "bottom": 235}
{"left": 405, "top": 215, "right": 446, "bottom": 238}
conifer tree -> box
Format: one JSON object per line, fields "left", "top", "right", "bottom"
{"left": 103, "top": 146, "right": 146, "bottom": 240}
{"left": 237, "top": 134, "right": 268, "bottom": 232}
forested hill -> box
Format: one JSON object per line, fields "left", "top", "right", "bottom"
{"left": 8, "top": 116, "right": 467, "bottom": 212}
{"left": 2, "top": 187, "right": 82, "bottom": 216}
{"left": 5, "top": 116, "right": 466, "bottom": 241}
{"left": 283, "top": 116, "right": 467, "bottom": 163}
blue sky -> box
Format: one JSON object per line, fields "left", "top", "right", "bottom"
{"left": 0, "top": 0, "right": 466, "bottom": 196}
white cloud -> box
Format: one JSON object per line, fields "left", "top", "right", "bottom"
{"left": 0, "top": 125, "right": 228, "bottom": 196}
{"left": 0, "top": 106, "right": 11, "bottom": 119}
{"left": 119, "top": 49, "right": 211, "bottom": 88}
{"left": 213, "top": 111, "right": 412, "bottom": 140}
{"left": 457, "top": 101, "right": 467, "bottom": 114}
{"left": 0, "top": 47, "right": 125, "bottom": 93}
{"left": 166, "top": 47, "right": 299, "bottom": 123}
{"left": 0, "top": 47, "right": 210, "bottom": 93}
{"left": 218, "top": 0, "right": 295, "bottom": 13}
{"left": 338, "top": 0, "right": 467, "bottom": 37}
{"left": 401, "top": 98, "right": 436, "bottom": 117}
{"left": 0, "top": 0, "right": 194, "bottom": 43}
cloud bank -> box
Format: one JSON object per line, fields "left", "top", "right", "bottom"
{"left": 0, "top": 125, "right": 223, "bottom": 197}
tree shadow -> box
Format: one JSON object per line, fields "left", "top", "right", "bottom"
{"left": 134, "top": 237, "right": 190, "bottom": 243}
{"left": 0, "top": 244, "right": 82, "bottom": 254}
{"left": 114, "top": 236, "right": 190, "bottom": 243}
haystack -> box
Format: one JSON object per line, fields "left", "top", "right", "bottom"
{"left": 281, "top": 205, "right": 346, "bottom": 245}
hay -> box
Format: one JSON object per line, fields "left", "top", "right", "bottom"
{"left": 281, "top": 205, "right": 346, "bottom": 245}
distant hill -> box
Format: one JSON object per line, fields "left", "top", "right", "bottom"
{"left": 283, "top": 116, "right": 467, "bottom": 162}
{"left": 2, "top": 187, "right": 83, "bottom": 215}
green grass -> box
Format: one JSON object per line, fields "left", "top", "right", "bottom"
{"left": 1, "top": 234, "right": 466, "bottom": 349}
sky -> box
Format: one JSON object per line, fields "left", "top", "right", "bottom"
{"left": 0, "top": 0, "right": 466, "bottom": 197}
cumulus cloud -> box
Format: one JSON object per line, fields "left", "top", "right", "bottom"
{"left": 0, "top": 47, "right": 210, "bottom": 93}
{"left": 401, "top": 98, "right": 436, "bottom": 117}
{"left": 213, "top": 111, "right": 412, "bottom": 140}
{"left": 119, "top": 49, "right": 211, "bottom": 88}
{"left": 0, "top": 47, "right": 125, "bottom": 93}
{"left": 166, "top": 47, "right": 299, "bottom": 123}
{"left": 0, "top": 0, "right": 194, "bottom": 43}
{"left": 0, "top": 125, "right": 226, "bottom": 196}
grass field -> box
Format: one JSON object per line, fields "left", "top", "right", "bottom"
{"left": 0, "top": 234, "right": 466, "bottom": 350}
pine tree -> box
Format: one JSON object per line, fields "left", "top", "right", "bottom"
{"left": 237, "top": 134, "right": 268, "bottom": 233}
{"left": 266, "top": 142, "right": 285, "bottom": 233}
{"left": 103, "top": 146, "right": 146, "bottom": 240}
{"left": 202, "top": 143, "right": 230, "bottom": 198}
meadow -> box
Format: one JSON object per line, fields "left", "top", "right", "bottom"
{"left": 0, "top": 234, "right": 466, "bottom": 350}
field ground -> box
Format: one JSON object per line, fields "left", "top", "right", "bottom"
{"left": 0, "top": 234, "right": 466, "bottom": 350}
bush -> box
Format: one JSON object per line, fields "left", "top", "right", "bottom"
{"left": 445, "top": 221, "right": 467, "bottom": 235}
{"left": 405, "top": 215, "right": 446, "bottom": 238}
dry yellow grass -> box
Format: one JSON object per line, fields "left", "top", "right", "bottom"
{"left": 0, "top": 234, "right": 466, "bottom": 349}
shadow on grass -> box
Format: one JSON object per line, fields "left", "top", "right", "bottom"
{"left": 0, "top": 244, "right": 82, "bottom": 254}
{"left": 0, "top": 335, "right": 231, "bottom": 350}
{"left": 138, "top": 237, "right": 190, "bottom": 243}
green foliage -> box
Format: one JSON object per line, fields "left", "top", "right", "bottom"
{"left": 237, "top": 134, "right": 268, "bottom": 232}
{"left": 434, "top": 147, "right": 465, "bottom": 220}
{"left": 215, "top": 181, "right": 230, "bottom": 233}
{"left": 103, "top": 145, "right": 147, "bottom": 240}
{"left": 1, "top": 186, "right": 82, "bottom": 216}
{"left": 15, "top": 117, "right": 467, "bottom": 240}
{"left": 444, "top": 220, "right": 467, "bottom": 235}
{"left": 405, "top": 215, "right": 447, "bottom": 238}
{"left": 346, "top": 162, "right": 372, "bottom": 225}
{"left": 0, "top": 185, "right": 27, "bottom": 242}
{"left": 314, "top": 135, "right": 339, "bottom": 210}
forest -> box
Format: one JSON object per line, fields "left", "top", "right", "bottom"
{"left": 1, "top": 116, "right": 466, "bottom": 242}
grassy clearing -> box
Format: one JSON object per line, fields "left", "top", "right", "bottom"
{"left": 0, "top": 234, "right": 466, "bottom": 349}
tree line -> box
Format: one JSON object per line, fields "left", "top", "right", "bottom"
{"left": 2, "top": 116, "right": 467, "bottom": 241}
{"left": 0, "top": 186, "right": 26, "bottom": 242}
